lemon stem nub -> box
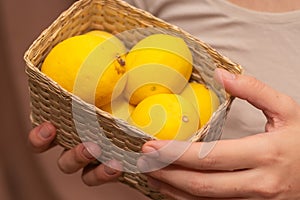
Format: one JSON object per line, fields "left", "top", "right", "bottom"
{"left": 117, "top": 55, "right": 126, "bottom": 66}
{"left": 182, "top": 115, "right": 189, "bottom": 123}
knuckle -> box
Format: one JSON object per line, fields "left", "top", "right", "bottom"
{"left": 28, "top": 129, "right": 43, "bottom": 149}
{"left": 258, "top": 140, "right": 282, "bottom": 166}
{"left": 56, "top": 148, "right": 85, "bottom": 174}
{"left": 57, "top": 158, "right": 70, "bottom": 174}
{"left": 74, "top": 145, "right": 88, "bottom": 164}
{"left": 186, "top": 177, "right": 212, "bottom": 196}
{"left": 56, "top": 156, "right": 75, "bottom": 174}
{"left": 94, "top": 172, "right": 111, "bottom": 183}
{"left": 282, "top": 95, "right": 299, "bottom": 116}
{"left": 150, "top": 169, "right": 164, "bottom": 180}
{"left": 85, "top": 165, "right": 119, "bottom": 186}
{"left": 28, "top": 138, "right": 42, "bottom": 153}
{"left": 246, "top": 77, "right": 266, "bottom": 99}
{"left": 254, "top": 175, "right": 282, "bottom": 198}
{"left": 198, "top": 156, "right": 218, "bottom": 169}
{"left": 81, "top": 175, "right": 94, "bottom": 186}
{"left": 247, "top": 76, "right": 261, "bottom": 88}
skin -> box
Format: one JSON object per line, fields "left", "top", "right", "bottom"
{"left": 28, "top": 123, "right": 122, "bottom": 186}
{"left": 140, "top": 68, "right": 300, "bottom": 199}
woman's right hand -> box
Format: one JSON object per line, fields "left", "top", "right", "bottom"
{"left": 28, "top": 122, "right": 123, "bottom": 186}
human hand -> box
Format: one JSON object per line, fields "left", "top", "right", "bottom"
{"left": 138, "top": 68, "right": 300, "bottom": 199}
{"left": 28, "top": 122, "right": 122, "bottom": 186}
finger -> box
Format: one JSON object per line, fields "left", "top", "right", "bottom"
{"left": 137, "top": 155, "right": 167, "bottom": 173}
{"left": 28, "top": 122, "right": 56, "bottom": 153}
{"left": 81, "top": 160, "right": 123, "bottom": 186}
{"left": 148, "top": 165, "right": 254, "bottom": 198}
{"left": 57, "top": 142, "right": 101, "bottom": 174}
{"left": 142, "top": 134, "right": 273, "bottom": 171}
{"left": 148, "top": 177, "right": 246, "bottom": 200}
{"left": 147, "top": 177, "right": 200, "bottom": 200}
{"left": 214, "top": 68, "right": 296, "bottom": 122}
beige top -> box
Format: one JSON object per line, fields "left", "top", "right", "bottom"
{"left": 127, "top": 0, "right": 300, "bottom": 139}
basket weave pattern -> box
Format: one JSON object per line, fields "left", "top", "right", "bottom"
{"left": 24, "top": 0, "right": 242, "bottom": 199}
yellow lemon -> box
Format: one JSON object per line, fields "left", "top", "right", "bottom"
{"left": 86, "top": 30, "right": 127, "bottom": 57}
{"left": 85, "top": 30, "right": 117, "bottom": 39}
{"left": 180, "top": 82, "right": 220, "bottom": 128}
{"left": 100, "top": 95, "right": 135, "bottom": 121}
{"left": 128, "top": 93, "right": 199, "bottom": 141}
{"left": 41, "top": 32, "right": 127, "bottom": 107}
{"left": 124, "top": 33, "right": 193, "bottom": 105}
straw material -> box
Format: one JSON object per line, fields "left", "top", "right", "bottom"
{"left": 24, "top": 0, "right": 242, "bottom": 199}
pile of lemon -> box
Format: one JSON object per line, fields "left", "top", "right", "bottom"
{"left": 41, "top": 30, "right": 219, "bottom": 141}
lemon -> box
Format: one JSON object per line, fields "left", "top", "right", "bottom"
{"left": 41, "top": 32, "right": 127, "bottom": 107}
{"left": 128, "top": 93, "right": 199, "bottom": 141}
{"left": 85, "top": 30, "right": 117, "bottom": 39}
{"left": 100, "top": 95, "right": 135, "bottom": 121}
{"left": 86, "top": 30, "right": 127, "bottom": 55}
{"left": 180, "top": 82, "right": 220, "bottom": 128}
{"left": 124, "top": 34, "right": 193, "bottom": 105}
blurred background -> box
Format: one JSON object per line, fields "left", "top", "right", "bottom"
{"left": 0, "top": 0, "right": 147, "bottom": 199}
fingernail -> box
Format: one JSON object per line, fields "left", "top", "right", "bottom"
{"left": 104, "top": 166, "right": 118, "bottom": 175}
{"left": 104, "top": 160, "right": 120, "bottom": 175}
{"left": 148, "top": 177, "right": 161, "bottom": 190}
{"left": 142, "top": 146, "right": 159, "bottom": 158}
{"left": 83, "top": 143, "right": 101, "bottom": 160}
{"left": 137, "top": 157, "right": 150, "bottom": 172}
{"left": 216, "top": 68, "right": 236, "bottom": 80}
{"left": 39, "top": 123, "right": 53, "bottom": 139}
{"left": 82, "top": 147, "right": 95, "bottom": 160}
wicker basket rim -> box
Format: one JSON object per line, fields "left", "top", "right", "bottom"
{"left": 23, "top": 0, "right": 243, "bottom": 74}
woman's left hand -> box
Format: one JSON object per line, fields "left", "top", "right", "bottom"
{"left": 138, "top": 69, "right": 300, "bottom": 199}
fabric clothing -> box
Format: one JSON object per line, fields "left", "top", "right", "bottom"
{"left": 1, "top": 0, "right": 300, "bottom": 200}
{"left": 126, "top": 0, "right": 300, "bottom": 139}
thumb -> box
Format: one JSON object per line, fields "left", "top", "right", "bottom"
{"left": 214, "top": 68, "right": 295, "bottom": 121}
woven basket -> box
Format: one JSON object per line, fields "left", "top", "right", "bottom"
{"left": 24, "top": 0, "right": 242, "bottom": 199}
